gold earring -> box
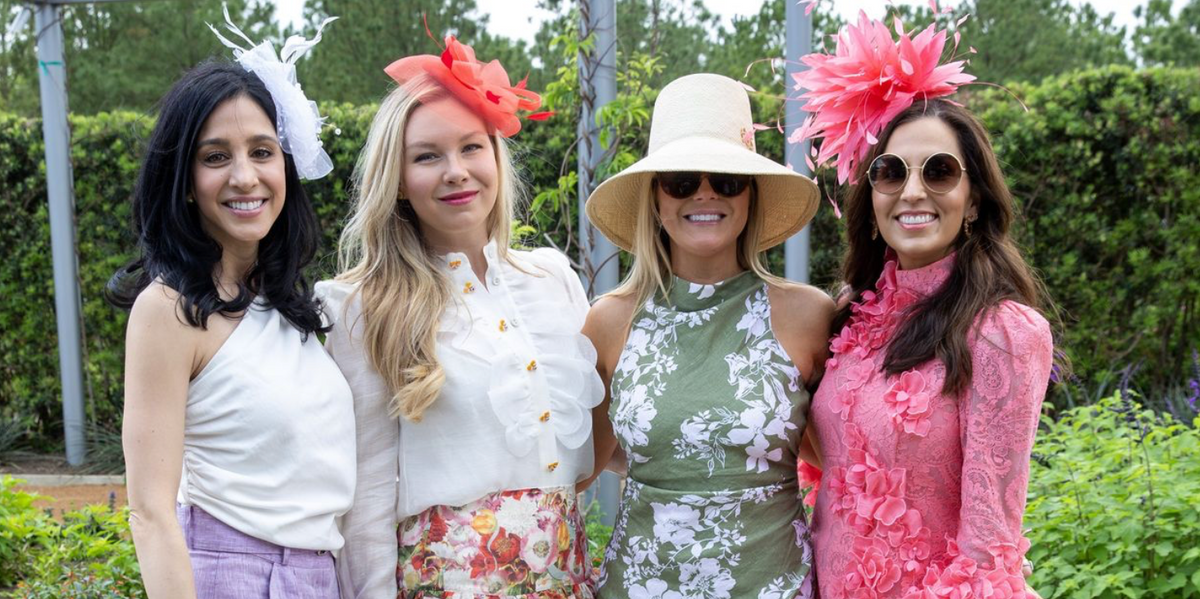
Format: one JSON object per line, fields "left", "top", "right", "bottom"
{"left": 186, "top": 194, "right": 195, "bottom": 204}
{"left": 871, "top": 221, "right": 878, "bottom": 240}
{"left": 964, "top": 216, "right": 974, "bottom": 238}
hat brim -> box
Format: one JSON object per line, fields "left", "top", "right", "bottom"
{"left": 585, "top": 135, "right": 821, "bottom": 253}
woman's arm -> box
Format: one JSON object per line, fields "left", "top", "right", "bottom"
{"left": 122, "top": 286, "right": 199, "bottom": 599}
{"left": 576, "top": 293, "right": 635, "bottom": 492}
{"left": 923, "top": 302, "right": 1054, "bottom": 596}
{"left": 767, "top": 282, "right": 834, "bottom": 457}
{"left": 320, "top": 290, "right": 401, "bottom": 599}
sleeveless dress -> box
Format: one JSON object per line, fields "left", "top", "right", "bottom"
{"left": 599, "top": 271, "right": 816, "bottom": 599}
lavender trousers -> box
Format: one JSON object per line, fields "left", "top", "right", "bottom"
{"left": 177, "top": 505, "right": 339, "bottom": 599}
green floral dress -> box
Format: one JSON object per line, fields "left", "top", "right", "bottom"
{"left": 598, "top": 272, "right": 815, "bottom": 599}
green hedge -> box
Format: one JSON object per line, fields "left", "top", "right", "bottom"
{"left": 980, "top": 66, "right": 1200, "bottom": 405}
{"left": 2, "top": 66, "right": 1198, "bottom": 448}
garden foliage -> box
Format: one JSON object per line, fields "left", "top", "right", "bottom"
{"left": 1, "top": 66, "right": 1197, "bottom": 448}
{"left": 1024, "top": 394, "right": 1200, "bottom": 598}
{"left": 0, "top": 477, "right": 142, "bottom": 598}
{"left": 3, "top": 395, "right": 1196, "bottom": 596}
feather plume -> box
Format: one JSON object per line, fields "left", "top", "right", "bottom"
{"left": 791, "top": 11, "right": 975, "bottom": 184}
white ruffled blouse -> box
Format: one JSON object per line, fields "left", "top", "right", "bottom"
{"left": 317, "top": 240, "right": 603, "bottom": 599}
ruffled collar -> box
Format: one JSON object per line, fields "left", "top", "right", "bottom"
{"left": 891, "top": 250, "right": 955, "bottom": 299}
{"left": 439, "top": 238, "right": 500, "bottom": 272}
{"left": 664, "top": 270, "right": 758, "bottom": 312}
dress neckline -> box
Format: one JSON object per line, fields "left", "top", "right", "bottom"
{"left": 890, "top": 251, "right": 955, "bottom": 298}
{"left": 664, "top": 270, "right": 759, "bottom": 312}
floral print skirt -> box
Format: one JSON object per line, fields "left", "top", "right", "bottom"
{"left": 397, "top": 486, "right": 596, "bottom": 598}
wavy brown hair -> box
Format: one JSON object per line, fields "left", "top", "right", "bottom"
{"left": 833, "top": 99, "right": 1064, "bottom": 396}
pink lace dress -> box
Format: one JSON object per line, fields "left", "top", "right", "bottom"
{"left": 808, "top": 253, "right": 1053, "bottom": 599}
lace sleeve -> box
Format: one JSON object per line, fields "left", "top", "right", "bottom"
{"left": 911, "top": 302, "right": 1053, "bottom": 599}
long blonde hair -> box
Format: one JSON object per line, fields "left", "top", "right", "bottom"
{"left": 335, "top": 76, "right": 523, "bottom": 420}
{"left": 608, "top": 179, "right": 782, "bottom": 310}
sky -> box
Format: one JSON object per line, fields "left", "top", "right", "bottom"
{"left": 273, "top": 0, "right": 1162, "bottom": 43}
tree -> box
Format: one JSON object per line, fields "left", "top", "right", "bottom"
{"left": 954, "top": 0, "right": 1131, "bottom": 85}
{"left": 64, "top": 0, "right": 278, "bottom": 115}
{"left": 0, "top": 1, "right": 38, "bottom": 114}
{"left": 293, "top": 0, "right": 532, "bottom": 106}
{"left": 0, "top": 0, "right": 278, "bottom": 116}
{"left": 1134, "top": 0, "right": 1200, "bottom": 67}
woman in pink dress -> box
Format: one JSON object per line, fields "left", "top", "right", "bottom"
{"left": 793, "top": 14, "right": 1058, "bottom": 599}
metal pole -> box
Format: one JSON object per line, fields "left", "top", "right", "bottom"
{"left": 578, "top": 0, "right": 620, "bottom": 527}
{"left": 577, "top": 0, "right": 619, "bottom": 297}
{"left": 34, "top": 1, "right": 87, "bottom": 466}
{"left": 784, "top": 0, "right": 814, "bottom": 284}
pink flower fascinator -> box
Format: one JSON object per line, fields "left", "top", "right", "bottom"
{"left": 791, "top": 11, "right": 975, "bottom": 184}
{"left": 385, "top": 35, "right": 552, "bottom": 138}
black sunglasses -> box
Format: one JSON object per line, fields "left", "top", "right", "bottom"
{"left": 867, "top": 152, "right": 966, "bottom": 195}
{"left": 655, "top": 172, "right": 752, "bottom": 199}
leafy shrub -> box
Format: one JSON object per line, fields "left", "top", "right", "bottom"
{"left": 0, "top": 476, "right": 45, "bottom": 588}
{"left": 583, "top": 500, "right": 614, "bottom": 569}
{"left": 978, "top": 65, "right": 1200, "bottom": 409}
{"left": 1024, "top": 394, "right": 1200, "bottom": 598}
{"left": 0, "top": 477, "right": 143, "bottom": 598}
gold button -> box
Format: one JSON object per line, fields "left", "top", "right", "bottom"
{"left": 547, "top": 462, "right": 559, "bottom": 472}
{"left": 463, "top": 281, "right": 475, "bottom": 294}
{"left": 499, "top": 319, "right": 508, "bottom": 332}
{"left": 526, "top": 359, "right": 537, "bottom": 371}
{"left": 539, "top": 411, "right": 550, "bottom": 422}
{"left": 449, "top": 260, "right": 462, "bottom": 270}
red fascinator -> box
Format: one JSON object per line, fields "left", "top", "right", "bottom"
{"left": 385, "top": 36, "right": 551, "bottom": 138}
{"left": 791, "top": 12, "right": 975, "bottom": 184}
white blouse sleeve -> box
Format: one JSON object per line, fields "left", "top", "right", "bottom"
{"left": 318, "top": 281, "right": 400, "bottom": 599}
{"left": 532, "top": 247, "right": 591, "bottom": 315}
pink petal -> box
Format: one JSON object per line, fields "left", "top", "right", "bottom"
{"left": 876, "top": 496, "right": 908, "bottom": 525}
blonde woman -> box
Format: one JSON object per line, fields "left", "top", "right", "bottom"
{"left": 318, "top": 37, "right": 602, "bottom": 598}
{"left": 582, "top": 74, "right": 833, "bottom": 598}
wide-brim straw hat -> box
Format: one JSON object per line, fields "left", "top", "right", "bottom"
{"left": 585, "top": 73, "right": 820, "bottom": 252}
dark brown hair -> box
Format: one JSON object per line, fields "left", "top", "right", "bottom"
{"left": 833, "top": 99, "right": 1061, "bottom": 396}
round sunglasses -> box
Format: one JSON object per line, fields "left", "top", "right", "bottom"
{"left": 655, "top": 172, "right": 752, "bottom": 199}
{"left": 867, "top": 152, "right": 966, "bottom": 195}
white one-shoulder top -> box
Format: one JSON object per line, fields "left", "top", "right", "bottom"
{"left": 176, "top": 300, "right": 356, "bottom": 551}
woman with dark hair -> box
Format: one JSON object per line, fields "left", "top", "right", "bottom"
{"left": 109, "top": 18, "right": 352, "bottom": 599}
{"left": 793, "top": 14, "right": 1057, "bottom": 599}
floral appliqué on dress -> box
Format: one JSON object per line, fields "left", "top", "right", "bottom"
{"left": 808, "top": 255, "right": 1054, "bottom": 599}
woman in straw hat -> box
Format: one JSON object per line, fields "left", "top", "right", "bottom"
{"left": 793, "top": 13, "right": 1058, "bottom": 599}
{"left": 319, "top": 35, "right": 601, "bottom": 598}
{"left": 582, "top": 73, "right": 831, "bottom": 599}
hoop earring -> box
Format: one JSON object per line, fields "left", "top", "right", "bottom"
{"left": 871, "top": 221, "right": 878, "bottom": 240}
